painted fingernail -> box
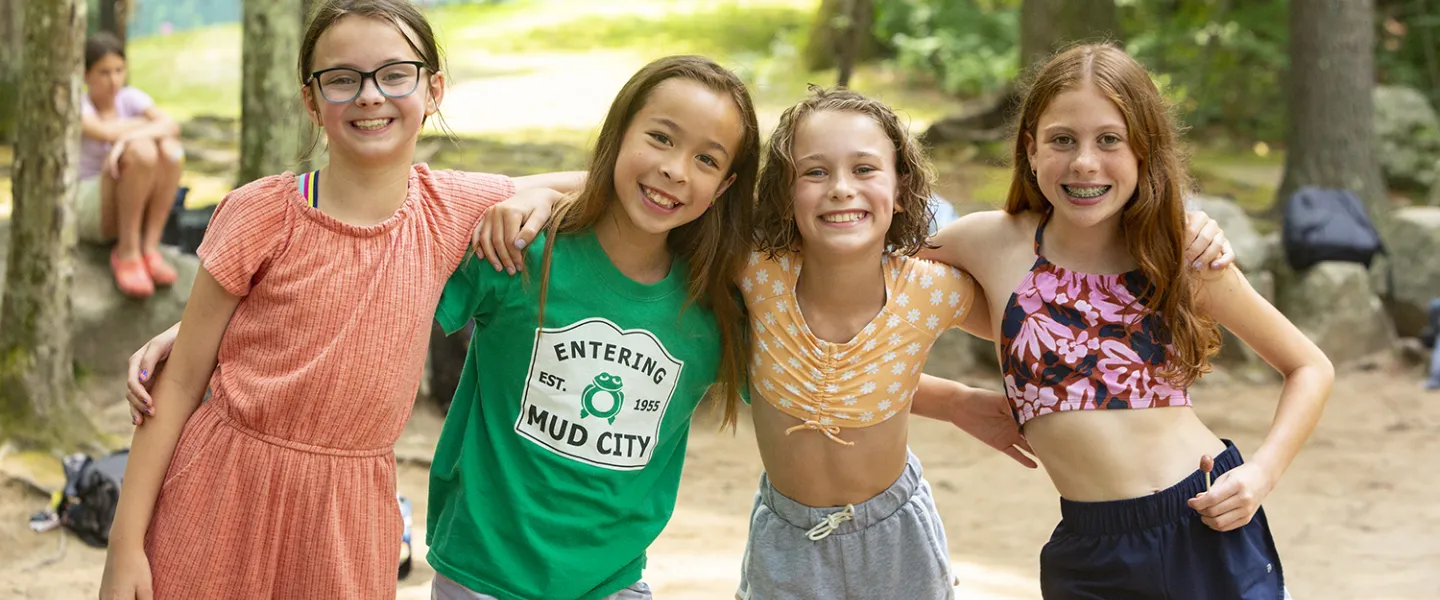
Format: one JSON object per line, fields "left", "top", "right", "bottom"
{"left": 132, "top": 415, "right": 138, "bottom": 425}
{"left": 145, "top": 407, "right": 153, "bottom": 415}
{"left": 507, "top": 267, "right": 515, "bottom": 275}
{"left": 1211, "top": 261, "right": 1222, "bottom": 269}
{"left": 140, "top": 369, "right": 148, "bottom": 381}
{"left": 1191, "top": 261, "right": 1201, "bottom": 270}
{"left": 515, "top": 239, "right": 527, "bottom": 250}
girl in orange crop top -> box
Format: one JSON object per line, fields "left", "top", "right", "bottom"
{"left": 736, "top": 86, "right": 1237, "bottom": 600}
{"left": 923, "top": 44, "right": 1331, "bottom": 600}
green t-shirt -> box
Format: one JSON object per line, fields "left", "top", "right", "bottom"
{"left": 427, "top": 229, "right": 721, "bottom": 600}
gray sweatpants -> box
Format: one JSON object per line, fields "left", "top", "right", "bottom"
{"left": 737, "top": 451, "right": 956, "bottom": 600}
{"left": 431, "top": 572, "right": 653, "bottom": 600}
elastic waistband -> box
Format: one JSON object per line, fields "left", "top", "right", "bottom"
{"left": 1058, "top": 439, "right": 1242, "bottom": 535}
{"left": 201, "top": 401, "right": 394, "bottom": 458}
{"left": 760, "top": 450, "right": 924, "bottom": 535}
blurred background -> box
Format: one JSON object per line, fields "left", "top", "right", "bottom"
{"left": 1, "top": 1, "right": 1437, "bottom": 598}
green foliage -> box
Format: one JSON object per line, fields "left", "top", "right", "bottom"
{"left": 1375, "top": 0, "right": 1440, "bottom": 110}
{"left": 1121, "top": 0, "right": 1289, "bottom": 143}
{"left": 457, "top": 3, "right": 813, "bottom": 59}
{"left": 872, "top": 0, "right": 1019, "bottom": 96}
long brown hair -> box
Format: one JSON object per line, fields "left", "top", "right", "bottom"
{"left": 754, "top": 86, "right": 936, "bottom": 257}
{"left": 296, "top": 0, "right": 447, "bottom": 161}
{"left": 537, "top": 55, "right": 760, "bottom": 431}
{"left": 1005, "top": 43, "right": 1219, "bottom": 387}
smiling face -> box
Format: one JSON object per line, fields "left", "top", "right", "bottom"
{"left": 302, "top": 15, "right": 443, "bottom": 167}
{"left": 1025, "top": 81, "right": 1139, "bottom": 231}
{"left": 605, "top": 77, "right": 742, "bottom": 240}
{"left": 788, "top": 109, "right": 900, "bottom": 259}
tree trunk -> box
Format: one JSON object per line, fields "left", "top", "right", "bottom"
{"left": 239, "top": 0, "right": 303, "bottom": 186}
{"left": 834, "top": 0, "right": 872, "bottom": 88}
{"left": 803, "top": 0, "right": 879, "bottom": 75}
{"left": 98, "top": 0, "right": 130, "bottom": 45}
{"left": 0, "top": 0, "right": 96, "bottom": 450}
{"left": 1277, "top": 0, "right": 1387, "bottom": 217}
{"left": 0, "top": 0, "right": 22, "bottom": 144}
{"left": 1020, "top": 0, "right": 1120, "bottom": 73}
{"left": 924, "top": 0, "right": 1119, "bottom": 146}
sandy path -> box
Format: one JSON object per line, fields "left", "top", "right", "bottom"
{"left": 3, "top": 359, "right": 1437, "bottom": 598}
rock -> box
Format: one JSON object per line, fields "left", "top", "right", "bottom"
{"left": 1189, "top": 194, "right": 1268, "bottom": 271}
{"left": 0, "top": 223, "right": 197, "bottom": 377}
{"left": 1276, "top": 261, "right": 1397, "bottom": 366}
{"left": 1374, "top": 86, "right": 1440, "bottom": 191}
{"left": 923, "top": 329, "right": 998, "bottom": 380}
{"left": 1373, "top": 207, "right": 1440, "bottom": 337}
{"left": 70, "top": 244, "right": 198, "bottom": 376}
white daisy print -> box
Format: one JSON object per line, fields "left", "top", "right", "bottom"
{"left": 863, "top": 339, "right": 879, "bottom": 352}
{"left": 841, "top": 370, "right": 855, "bottom": 381}
{"left": 742, "top": 278, "right": 753, "bottom": 293}
{"left": 756, "top": 269, "right": 769, "bottom": 284}
{"left": 887, "top": 315, "right": 901, "bottom": 328}
{"left": 772, "top": 280, "right": 786, "bottom": 296}
{"left": 897, "top": 293, "right": 910, "bottom": 307}
{"left": 892, "top": 362, "right": 907, "bottom": 375}
{"left": 779, "top": 397, "right": 792, "bottom": 408}
{"left": 907, "top": 309, "right": 921, "bottom": 322}
{"left": 925, "top": 315, "right": 940, "bottom": 330}
{"left": 887, "top": 382, "right": 902, "bottom": 394}
{"left": 949, "top": 291, "right": 961, "bottom": 307}
{"left": 825, "top": 384, "right": 840, "bottom": 394}
{"left": 882, "top": 351, "right": 897, "bottom": 363}
{"left": 861, "top": 411, "right": 875, "bottom": 421}
{"left": 864, "top": 363, "right": 880, "bottom": 375}
{"left": 878, "top": 399, "right": 892, "bottom": 411}
{"left": 931, "top": 289, "right": 944, "bottom": 305}
{"left": 860, "top": 381, "right": 877, "bottom": 394}
{"left": 906, "top": 342, "right": 921, "bottom": 355}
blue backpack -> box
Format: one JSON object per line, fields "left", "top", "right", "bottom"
{"left": 1281, "top": 187, "right": 1385, "bottom": 271}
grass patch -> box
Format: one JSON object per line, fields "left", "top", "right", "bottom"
{"left": 1189, "top": 145, "right": 1284, "bottom": 213}
{"left": 478, "top": 3, "right": 813, "bottom": 58}
{"left": 127, "top": 24, "right": 243, "bottom": 120}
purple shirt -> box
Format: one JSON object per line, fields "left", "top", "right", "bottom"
{"left": 80, "top": 86, "right": 155, "bottom": 180}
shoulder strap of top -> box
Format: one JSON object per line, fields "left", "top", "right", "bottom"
{"left": 1033, "top": 210, "right": 1052, "bottom": 257}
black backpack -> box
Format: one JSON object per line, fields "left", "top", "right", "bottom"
{"left": 58, "top": 449, "right": 128, "bottom": 548}
{"left": 1281, "top": 187, "right": 1385, "bottom": 270}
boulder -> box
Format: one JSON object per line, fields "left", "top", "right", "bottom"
{"left": 1374, "top": 206, "right": 1440, "bottom": 337}
{"left": 1276, "top": 261, "right": 1397, "bottom": 366}
{"left": 70, "top": 244, "right": 198, "bottom": 376}
{"left": 1374, "top": 85, "right": 1440, "bottom": 191}
{"left": 1189, "top": 194, "right": 1268, "bottom": 271}
{"left": 0, "top": 221, "right": 197, "bottom": 377}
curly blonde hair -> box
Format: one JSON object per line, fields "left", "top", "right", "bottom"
{"left": 754, "top": 86, "right": 937, "bottom": 257}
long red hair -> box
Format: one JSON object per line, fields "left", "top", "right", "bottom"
{"left": 1005, "top": 44, "right": 1219, "bottom": 387}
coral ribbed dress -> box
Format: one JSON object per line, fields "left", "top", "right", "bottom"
{"left": 143, "top": 164, "right": 513, "bottom": 599}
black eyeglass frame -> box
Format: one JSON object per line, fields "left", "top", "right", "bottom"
{"left": 304, "top": 60, "right": 430, "bottom": 104}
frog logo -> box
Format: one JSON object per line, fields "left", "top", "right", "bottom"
{"left": 580, "top": 372, "right": 625, "bottom": 425}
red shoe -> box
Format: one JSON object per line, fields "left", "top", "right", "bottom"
{"left": 111, "top": 251, "right": 154, "bottom": 298}
{"left": 144, "top": 251, "right": 178, "bottom": 287}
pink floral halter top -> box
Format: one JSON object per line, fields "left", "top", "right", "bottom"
{"left": 999, "top": 213, "right": 1191, "bottom": 427}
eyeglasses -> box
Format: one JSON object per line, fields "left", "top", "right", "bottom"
{"left": 305, "top": 60, "right": 427, "bottom": 104}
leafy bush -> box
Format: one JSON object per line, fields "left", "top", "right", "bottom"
{"left": 872, "top": 0, "right": 1020, "bottom": 96}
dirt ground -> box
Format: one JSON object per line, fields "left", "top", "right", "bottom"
{"left": 1, "top": 355, "right": 1437, "bottom": 599}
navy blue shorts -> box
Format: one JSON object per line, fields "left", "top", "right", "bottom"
{"left": 1039, "top": 440, "right": 1286, "bottom": 600}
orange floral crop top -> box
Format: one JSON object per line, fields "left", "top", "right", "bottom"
{"left": 738, "top": 251, "right": 977, "bottom": 445}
